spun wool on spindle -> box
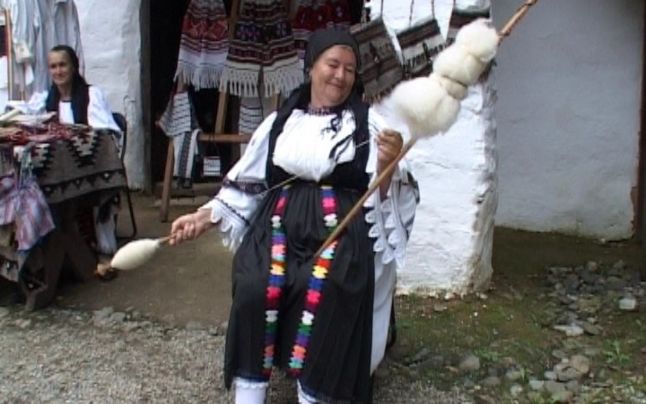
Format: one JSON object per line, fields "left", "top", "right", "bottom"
{"left": 110, "top": 238, "right": 162, "bottom": 271}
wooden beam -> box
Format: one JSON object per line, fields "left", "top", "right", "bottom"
{"left": 198, "top": 133, "right": 251, "bottom": 143}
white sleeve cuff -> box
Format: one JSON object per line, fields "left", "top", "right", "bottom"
{"left": 200, "top": 185, "right": 262, "bottom": 250}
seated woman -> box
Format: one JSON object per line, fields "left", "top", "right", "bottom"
{"left": 22, "top": 45, "right": 122, "bottom": 280}
{"left": 170, "top": 29, "right": 418, "bottom": 403}
{"left": 44, "top": 45, "right": 122, "bottom": 135}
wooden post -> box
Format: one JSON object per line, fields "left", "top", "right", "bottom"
{"left": 4, "top": 8, "right": 13, "bottom": 101}
{"left": 159, "top": 140, "right": 174, "bottom": 221}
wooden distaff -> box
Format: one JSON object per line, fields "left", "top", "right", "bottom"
{"left": 499, "top": 0, "right": 538, "bottom": 40}
{"left": 313, "top": 0, "right": 540, "bottom": 259}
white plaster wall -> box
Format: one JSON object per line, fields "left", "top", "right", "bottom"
{"left": 493, "top": 0, "right": 643, "bottom": 240}
{"left": 76, "top": 0, "right": 144, "bottom": 189}
{"left": 372, "top": 0, "right": 497, "bottom": 294}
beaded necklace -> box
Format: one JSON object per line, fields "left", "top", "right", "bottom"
{"left": 261, "top": 185, "right": 339, "bottom": 379}
{"left": 306, "top": 104, "right": 335, "bottom": 116}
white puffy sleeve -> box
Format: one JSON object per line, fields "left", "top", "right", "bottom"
{"left": 199, "top": 112, "right": 277, "bottom": 250}
{"left": 364, "top": 109, "right": 419, "bottom": 269}
{"left": 87, "top": 86, "right": 122, "bottom": 134}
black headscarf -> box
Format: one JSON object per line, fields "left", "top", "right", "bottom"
{"left": 45, "top": 45, "right": 90, "bottom": 125}
{"left": 266, "top": 28, "right": 370, "bottom": 185}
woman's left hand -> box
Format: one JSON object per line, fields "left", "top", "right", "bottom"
{"left": 377, "top": 129, "right": 404, "bottom": 170}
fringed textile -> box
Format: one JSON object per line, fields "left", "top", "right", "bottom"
{"left": 292, "top": 0, "right": 353, "bottom": 63}
{"left": 350, "top": 17, "right": 404, "bottom": 103}
{"left": 238, "top": 96, "right": 266, "bottom": 135}
{"left": 158, "top": 92, "right": 200, "bottom": 184}
{"left": 173, "top": 128, "right": 200, "bottom": 182}
{"left": 220, "top": 0, "right": 303, "bottom": 98}
{"left": 157, "top": 92, "right": 194, "bottom": 137}
{"left": 397, "top": 16, "right": 445, "bottom": 79}
{"left": 175, "top": 0, "right": 229, "bottom": 90}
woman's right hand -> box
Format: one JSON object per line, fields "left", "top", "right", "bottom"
{"left": 169, "top": 209, "right": 214, "bottom": 245}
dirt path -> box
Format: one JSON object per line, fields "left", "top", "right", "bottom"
{"left": 56, "top": 195, "right": 233, "bottom": 327}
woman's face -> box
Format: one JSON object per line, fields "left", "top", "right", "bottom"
{"left": 48, "top": 50, "right": 75, "bottom": 88}
{"left": 309, "top": 45, "right": 357, "bottom": 108}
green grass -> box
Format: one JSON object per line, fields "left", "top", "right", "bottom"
{"left": 391, "top": 292, "right": 555, "bottom": 390}
{"left": 385, "top": 229, "right": 646, "bottom": 400}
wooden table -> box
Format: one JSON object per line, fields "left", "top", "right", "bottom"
{"left": 0, "top": 126, "right": 127, "bottom": 309}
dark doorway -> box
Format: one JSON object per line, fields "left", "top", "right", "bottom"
{"left": 148, "top": 0, "right": 242, "bottom": 187}
{"left": 147, "top": 0, "right": 366, "bottom": 186}
{"left": 149, "top": 0, "right": 190, "bottom": 185}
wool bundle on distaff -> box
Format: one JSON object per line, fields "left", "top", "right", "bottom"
{"left": 386, "top": 18, "right": 498, "bottom": 139}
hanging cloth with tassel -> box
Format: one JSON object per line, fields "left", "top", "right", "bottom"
{"left": 175, "top": 0, "right": 230, "bottom": 90}
{"left": 219, "top": 0, "right": 303, "bottom": 98}
{"left": 349, "top": 0, "right": 403, "bottom": 103}
{"left": 396, "top": 0, "right": 445, "bottom": 79}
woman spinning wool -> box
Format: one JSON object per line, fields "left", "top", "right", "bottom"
{"left": 171, "top": 29, "right": 418, "bottom": 403}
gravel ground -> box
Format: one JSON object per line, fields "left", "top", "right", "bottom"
{"left": 0, "top": 306, "right": 471, "bottom": 403}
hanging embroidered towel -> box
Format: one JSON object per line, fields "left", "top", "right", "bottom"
{"left": 396, "top": 1, "right": 445, "bottom": 79}
{"left": 238, "top": 96, "right": 266, "bottom": 135}
{"left": 157, "top": 92, "right": 194, "bottom": 137}
{"left": 175, "top": 0, "right": 230, "bottom": 90}
{"left": 292, "top": 0, "right": 352, "bottom": 62}
{"left": 292, "top": 0, "right": 317, "bottom": 61}
{"left": 173, "top": 128, "right": 200, "bottom": 183}
{"left": 350, "top": 17, "right": 404, "bottom": 103}
{"left": 157, "top": 92, "right": 200, "bottom": 184}
{"left": 220, "top": 0, "right": 303, "bottom": 98}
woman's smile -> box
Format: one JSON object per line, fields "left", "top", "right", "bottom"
{"left": 309, "top": 45, "right": 357, "bottom": 108}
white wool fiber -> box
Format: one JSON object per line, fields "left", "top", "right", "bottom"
{"left": 433, "top": 45, "right": 485, "bottom": 86}
{"left": 455, "top": 18, "right": 499, "bottom": 63}
{"left": 111, "top": 238, "right": 161, "bottom": 271}
{"left": 435, "top": 75, "right": 468, "bottom": 100}
{"left": 384, "top": 18, "right": 498, "bottom": 139}
{"left": 388, "top": 76, "right": 460, "bottom": 138}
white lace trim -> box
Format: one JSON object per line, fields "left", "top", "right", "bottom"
{"left": 204, "top": 198, "right": 249, "bottom": 251}
{"left": 233, "top": 377, "right": 269, "bottom": 390}
{"left": 363, "top": 164, "right": 411, "bottom": 269}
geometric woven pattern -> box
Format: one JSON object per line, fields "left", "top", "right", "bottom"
{"left": 30, "top": 129, "right": 126, "bottom": 204}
